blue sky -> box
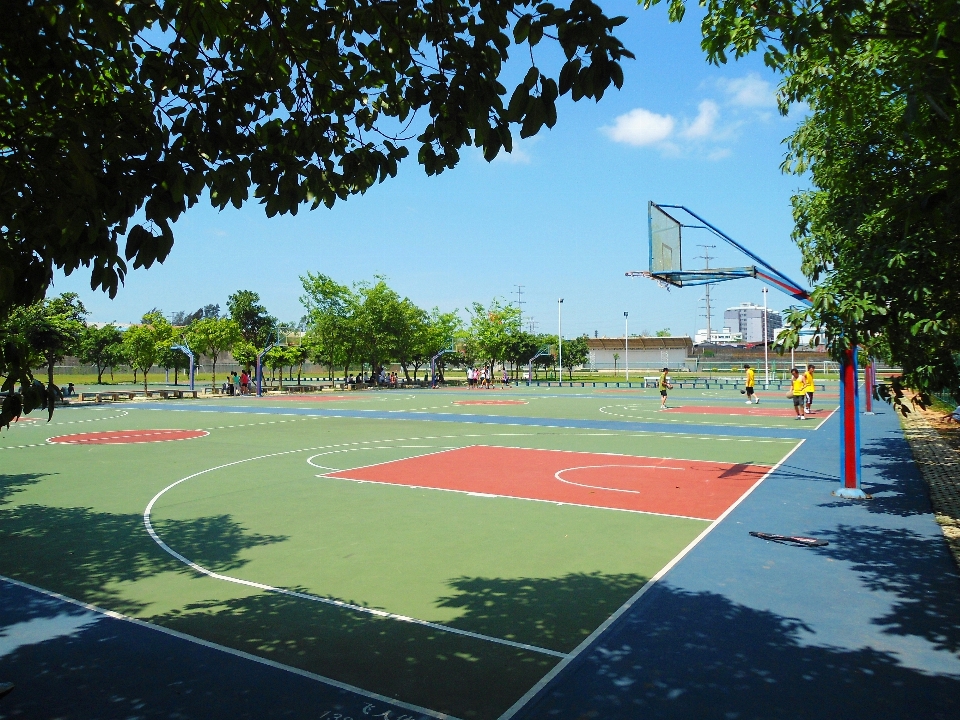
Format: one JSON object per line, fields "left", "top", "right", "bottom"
{"left": 53, "top": 2, "right": 809, "bottom": 338}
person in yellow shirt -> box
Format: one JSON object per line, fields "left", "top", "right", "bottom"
{"left": 742, "top": 363, "right": 759, "bottom": 404}
{"left": 790, "top": 367, "right": 807, "bottom": 419}
{"left": 658, "top": 367, "right": 672, "bottom": 410}
{"left": 803, "top": 364, "right": 816, "bottom": 414}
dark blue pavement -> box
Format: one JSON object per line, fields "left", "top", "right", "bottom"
{"left": 124, "top": 402, "right": 814, "bottom": 439}
{"left": 509, "top": 404, "right": 960, "bottom": 719}
{"left": 0, "top": 577, "right": 437, "bottom": 719}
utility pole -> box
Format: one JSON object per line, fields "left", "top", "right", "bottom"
{"left": 763, "top": 287, "right": 770, "bottom": 384}
{"left": 624, "top": 312, "right": 629, "bottom": 382}
{"left": 696, "top": 245, "right": 716, "bottom": 343}
{"left": 514, "top": 284, "right": 525, "bottom": 322}
{"left": 528, "top": 319, "right": 539, "bottom": 334}
{"left": 558, "top": 299, "right": 564, "bottom": 382}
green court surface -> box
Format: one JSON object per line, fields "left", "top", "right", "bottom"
{"left": 0, "top": 388, "right": 813, "bottom": 719}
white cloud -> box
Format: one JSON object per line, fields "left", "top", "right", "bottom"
{"left": 719, "top": 74, "right": 776, "bottom": 108}
{"left": 681, "top": 100, "right": 719, "bottom": 139}
{"left": 492, "top": 146, "right": 532, "bottom": 164}
{"left": 602, "top": 108, "right": 675, "bottom": 146}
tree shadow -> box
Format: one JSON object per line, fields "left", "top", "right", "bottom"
{"left": 0, "top": 472, "right": 49, "bottom": 505}
{"left": 0, "top": 503, "right": 285, "bottom": 615}
{"left": 154, "top": 583, "right": 556, "bottom": 720}
{"left": 523, "top": 583, "right": 960, "bottom": 720}
{"left": 437, "top": 572, "right": 646, "bottom": 652}
{"left": 814, "top": 524, "right": 960, "bottom": 655}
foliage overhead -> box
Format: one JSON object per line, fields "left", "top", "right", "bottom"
{"left": 647, "top": 0, "right": 960, "bottom": 400}
{"left": 2, "top": 0, "right": 633, "bottom": 315}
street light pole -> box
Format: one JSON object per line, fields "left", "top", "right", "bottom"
{"left": 558, "top": 298, "right": 564, "bottom": 382}
{"left": 762, "top": 287, "right": 770, "bottom": 384}
{"left": 624, "top": 312, "right": 629, "bottom": 382}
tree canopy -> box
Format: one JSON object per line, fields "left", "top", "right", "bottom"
{"left": 2, "top": 0, "right": 632, "bottom": 316}
{"left": 649, "top": 0, "right": 960, "bottom": 400}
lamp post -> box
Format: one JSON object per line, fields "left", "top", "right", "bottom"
{"left": 558, "top": 298, "right": 564, "bottom": 382}
{"left": 762, "top": 287, "right": 769, "bottom": 385}
{"left": 624, "top": 312, "right": 629, "bottom": 382}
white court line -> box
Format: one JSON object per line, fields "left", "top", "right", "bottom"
{"left": 496, "top": 437, "right": 807, "bottom": 720}
{"left": 143, "top": 440, "right": 566, "bottom": 660}
{"left": 0, "top": 574, "right": 457, "bottom": 720}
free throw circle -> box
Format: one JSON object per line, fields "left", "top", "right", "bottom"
{"left": 48, "top": 429, "right": 208, "bottom": 445}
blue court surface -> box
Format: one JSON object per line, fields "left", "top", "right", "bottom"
{"left": 1, "top": 390, "right": 958, "bottom": 719}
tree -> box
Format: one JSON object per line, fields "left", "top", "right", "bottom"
{"left": 157, "top": 344, "right": 191, "bottom": 385}
{"left": 417, "top": 309, "right": 463, "bottom": 381}
{"left": 648, "top": 0, "right": 960, "bottom": 401}
{"left": 0, "top": 293, "right": 86, "bottom": 426}
{"left": 394, "top": 301, "right": 430, "bottom": 382}
{"left": 24, "top": 294, "right": 88, "bottom": 389}
{"left": 469, "top": 299, "right": 523, "bottom": 375}
{"left": 227, "top": 291, "right": 274, "bottom": 347}
{"left": 123, "top": 312, "right": 173, "bottom": 392}
{"left": 78, "top": 323, "right": 124, "bottom": 384}
{"left": 655, "top": 328, "right": 671, "bottom": 337}
{"left": 300, "top": 273, "right": 362, "bottom": 381}
{"left": 562, "top": 334, "right": 589, "bottom": 379}
{"left": 186, "top": 317, "right": 241, "bottom": 385}
{"left": 3, "top": 0, "right": 632, "bottom": 320}
{"left": 505, "top": 330, "right": 541, "bottom": 379}
{"left": 355, "top": 278, "right": 407, "bottom": 383}
{"left": 613, "top": 352, "right": 620, "bottom": 376}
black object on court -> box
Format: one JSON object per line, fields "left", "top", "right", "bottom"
{"left": 749, "top": 531, "right": 828, "bottom": 547}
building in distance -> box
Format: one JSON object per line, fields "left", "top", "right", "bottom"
{"left": 723, "top": 302, "right": 782, "bottom": 343}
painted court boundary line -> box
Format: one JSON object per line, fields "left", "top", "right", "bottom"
{"left": 143, "top": 444, "right": 567, "bottom": 659}
{"left": 496, "top": 437, "right": 809, "bottom": 720}
{"left": 0, "top": 574, "right": 457, "bottom": 720}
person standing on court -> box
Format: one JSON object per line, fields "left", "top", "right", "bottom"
{"left": 790, "top": 367, "right": 807, "bottom": 419}
{"left": 658, "top": 367, "right": 672, "bottom": 410}
{"left": 743, "top": 363, "right": 759, "bottom": 404}
{"left": 803, "top": 363, "right": 816, "bottom": 414}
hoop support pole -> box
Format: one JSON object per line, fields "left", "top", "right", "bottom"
{"left": 834, "top": 346, "right": 868, "bottom": 499}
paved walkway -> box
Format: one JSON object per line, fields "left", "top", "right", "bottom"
{"left": 511, "top": 403, "right": 960, "bottom": 719}
{"left": 901, "top": 408, "right": 960, "bottom": 569}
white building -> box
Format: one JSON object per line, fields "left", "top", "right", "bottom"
{"left": 584, "top": 337, "right": 695, "bottom": 370}
{"left": 723, "top": 302, "right": 782, "bottom": 343}
{"left": 694, "top": 327, "right": 744, "bottom": 345}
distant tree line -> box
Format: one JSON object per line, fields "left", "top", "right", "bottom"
{"left": 1, "top": 277, "right": 596, "bottom": 423}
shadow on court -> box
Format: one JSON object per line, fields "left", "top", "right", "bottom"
{"left": 814, "top": 523, "right": 960, "bottom": 656}
{"left": 438, "top": 571, "right": 645, "bottom": 651}
{"left": 152, "top": 572, "right": 650, "bottom": 719}
{"left": 519, "top": 582, "right": 960, "bottom": 720}
{"left": 0, "top": 473, "right": 285, "bottom": 614}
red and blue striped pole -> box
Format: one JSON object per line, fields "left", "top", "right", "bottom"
{"left": 834, "top": 346, "right": 869, "bottom": 498}
{"left": 863, "top": 358, "right": 875, "bottom": 415}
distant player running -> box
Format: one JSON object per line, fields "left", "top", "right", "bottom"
{"left": 658, "top": 367, "right": 672, "bottom": 410}
{"left": 803, "top": 364, "right": 816, "bottom": 413}
{"left": 790, "top": 368, "right": 807, "bottom": 420}
{"left": 743, "top": 363, "right": 759, "bottom": 404}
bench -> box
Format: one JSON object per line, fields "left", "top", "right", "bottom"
{"left": 157, "top": 389, "right": 199, "bottom": 399}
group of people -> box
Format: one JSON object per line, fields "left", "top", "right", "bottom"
{"left": 741, "top": 362, "right": 817, "bottom": 419}
{"left": 466, "top": 366, "right": 510, "bottom": 388}
{"left": 222, "top": 370, "right": 253, "bottom": 395}
{"left": 654, "top": 363, "right": 818, "bottom": 418}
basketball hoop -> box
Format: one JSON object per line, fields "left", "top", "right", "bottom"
{"left": 626, "top": 270, "right": 671, "bottom": 291}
